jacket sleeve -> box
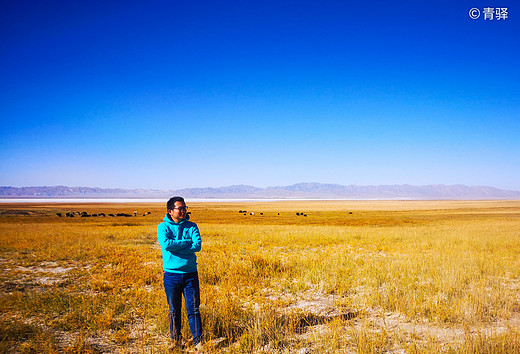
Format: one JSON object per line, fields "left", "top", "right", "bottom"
{"left": 176, "top": 224, "right": 202, "bottom": 254}
{"left": 157, "top": 224, "right": 192, "bottom": 252}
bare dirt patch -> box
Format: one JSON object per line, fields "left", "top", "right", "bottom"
{"left": 1, "top": 261, "right": 75, "bottom": 292}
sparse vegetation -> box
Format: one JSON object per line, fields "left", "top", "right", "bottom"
{"left": 1, "top": 200, "right": 519, "bottom": 352}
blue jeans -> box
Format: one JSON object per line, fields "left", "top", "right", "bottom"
{"left": 163, "top": 271, "right": 203, "bottom": 345}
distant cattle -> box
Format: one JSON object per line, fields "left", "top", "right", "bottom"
{"left": 81, "top": 214, "right": 91, "bottom": 217}
{"left": 56, "top": 213, "right": 62, "bottom": 217}
{"left": 250, "top": 212, "right": 254, "bottom": 216}
{"left": 349, "top": 212, "right": 353, "bottom": 214}
{"left": 260, "top": 213, "right": 263, "bottom": 215}
{"left": 99, "top": 213, "right": 105, "bottom": 217}
{"left": 109, "top": 214, "right": 115, "bottom": 217}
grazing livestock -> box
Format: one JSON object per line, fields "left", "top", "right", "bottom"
{"left": 349, "top": 212, "right": 353, "bottom": 214}
{"left": 108, "top": 214, "right": 115, "bottom": 217}
{"left": 56, "top": 213, "right": 62, "bottom": 217}
{"left": 81, "top": 214, "right": 91, "bottom": 217}
{"left": 250, "top": 212, "right": 255, "bottom": 216}
{"left": 99, "top": 213, "right": 105, "bottom": 217}
{"left": 260, "top": 213, "right": 263, "bottom": 215}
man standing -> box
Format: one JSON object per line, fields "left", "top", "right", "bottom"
{"left": 157, "top": 196, "right": 203, "bottom": 350}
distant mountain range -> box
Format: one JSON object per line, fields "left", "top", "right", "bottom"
{"left": 1, "top": 183, "right": 520, "bottom": 200}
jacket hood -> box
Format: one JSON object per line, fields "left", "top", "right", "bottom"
{"left": 162, "top": 213, "right": 190, "bottom": 224}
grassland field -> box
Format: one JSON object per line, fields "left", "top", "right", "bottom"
{"left": 1, "top": 200, "right": 519, "bottom": 353}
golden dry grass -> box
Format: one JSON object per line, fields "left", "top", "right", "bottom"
{"left": 1, "top": 200, "right": 519, "bottom": 353}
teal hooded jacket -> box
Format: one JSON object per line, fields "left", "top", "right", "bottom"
{"left": 157, "top": 214, "right": 202, "bottom": 273}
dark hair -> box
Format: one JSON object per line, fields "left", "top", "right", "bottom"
{"left": 167, "top": 196, "right": 185, "bottom": 210}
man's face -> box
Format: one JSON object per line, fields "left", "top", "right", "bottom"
{"left": 168, "top": 201, "right": 187, "bottom": 222}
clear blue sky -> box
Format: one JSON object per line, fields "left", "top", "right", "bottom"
{"left": 1, "top": 1, "right": 519, "bottom": 190}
